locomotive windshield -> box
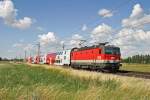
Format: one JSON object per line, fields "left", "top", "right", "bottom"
{"left": 105, "top": 47, "right": 120, "bottom": 55}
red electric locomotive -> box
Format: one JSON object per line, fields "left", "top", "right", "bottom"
{"left": 71, "top": 43, "right": 121, "bottom": 72}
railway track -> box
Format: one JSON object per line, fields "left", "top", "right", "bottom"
{"left": 69, "top": 66, "right": 150, "bottom": 79}
{"left": 33, "top": 64, "right": 150, "bottom": 79}
{"left": 114, "top": 70, "right": 150, "bottom": 79}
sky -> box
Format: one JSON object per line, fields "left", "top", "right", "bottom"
{"left": 0, "top": 0, "right": 150, "bottom": 59}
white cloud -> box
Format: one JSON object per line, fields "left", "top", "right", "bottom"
{"left": 82, "top": 24, "right": 87, "bottom": 31}
{"left": 112, "top": 28, "right": 150, "bottom": 57}
{"left": 11, "top": 17, "right": 32, "bottom": 29}
{"left": 38, "top": 32, "right": 57, "bottom": 46}
{"left": 37, "top": 26, "right": 45, "bottom": 32}
{"left": 130, "top": 4, "right": 143, "bottom": 18}
{"left": 60, "top": 40, "right": 65, "bottom": 45}
{"left": 91, "top": 23, "right": 113, "bottom": 43}
{"left": 69, "top": 34, "right": 83, "bottom": 47}
{"left": 0, "top": 0, "right": 32, "bottom": 29}
{"left": 23, "top": 44, "right": 34, "bottom": 51}
{"left": 8, "top": 50, "right": 13, "bottom": 53}
{"left": 122, "top": 4, "right": 150, "bottom": 28}
{"left": 72, "top": 34, "right": 83, "bottom": 40}
{"left": 13, "top": 42, "right": 33, "bottom": 51}
{"left": 98, "top": 9, "right": 113, "bottom": 18}
{"left": 116, "top": 3, "right": 150, "bottom": 57}
{"left": 13, "top": 43, "right": 23, "bottom": 47}
{"left": 92, "top": 23, "right": 112, "bottom": 35}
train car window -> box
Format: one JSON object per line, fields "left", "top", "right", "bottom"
{"left": 64, "top": 56, "right": 66, "bottom": 60}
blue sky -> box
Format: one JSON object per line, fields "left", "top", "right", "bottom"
{"left": 0, "top": 0, "right": 150, "bottom": 58}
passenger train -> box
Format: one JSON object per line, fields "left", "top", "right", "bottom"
{"left": 27, "top": 43, "right": 121, "bottom": 72}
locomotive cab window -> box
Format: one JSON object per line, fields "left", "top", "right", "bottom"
{"left": 105, "top": 47, "right": 120, "bottom": 55}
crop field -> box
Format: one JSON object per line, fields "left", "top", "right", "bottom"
{"left": 121, "top": 63, "right": 150, "bottom": 72}
{"left": 0, "top": 61, "right": 150, "bottom": 100}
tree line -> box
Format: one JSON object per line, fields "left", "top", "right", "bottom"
{"left": 122, "top": 54, "right": 150, "bottom": 64}
{"left": 0, "top": 57, "right": 23, "bottom": 62}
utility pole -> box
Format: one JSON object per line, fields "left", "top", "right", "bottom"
{"left": 62, "top": 43, "right": 65, "bottom": 50}
{"left": 19, "top": 54, "right": 21, "bottom": 62}
{"left": 36, "top": 42, "right": 41, "bottom": 63}
{"left": 37, "top": 42, "right": 40, "bottom": 57}
{"left": 24, "top": 50, "right": 27, "bottom": 62}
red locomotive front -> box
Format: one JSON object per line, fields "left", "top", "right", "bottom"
{"left": 71, "top": 44, "right": 121, "bottom": 72}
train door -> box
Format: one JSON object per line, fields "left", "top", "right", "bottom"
{"left": 94, "top": 49, "right": 98, "bottom": 65}
{"left": 93, "top": 48, "right": 100, "bottom": 65}
{"left": 92, "top": 49, "right": 97, "bottom": 65}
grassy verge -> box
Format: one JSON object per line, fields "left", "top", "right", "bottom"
{"left": 0, "top": 62, "right": 150, "bottom": 100}
{"left": 121, "top": 63, "right": 150, "bottom": 72}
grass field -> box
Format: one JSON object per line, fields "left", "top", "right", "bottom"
{"left": 0, "top": 61, "right": 150, "bottom": 100}
{"left": 121, "top": 63, "right": 150, "bottom": 72}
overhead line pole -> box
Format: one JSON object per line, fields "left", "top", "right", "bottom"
{"left": 24, "top": 50, "right": 27, "bottom": 62}
{"left": 37, "top": 42, "right": 41, "bottom": 57}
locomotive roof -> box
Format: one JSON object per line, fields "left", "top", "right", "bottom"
{"left": 72, "top": 44, "right": 118, "bottom": 51}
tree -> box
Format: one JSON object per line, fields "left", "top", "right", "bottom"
{"left": 0, "top": 57, "right": 2, "bottom": 61}
{"left": 122, "top": 54, "right": 150, "bottom": 64}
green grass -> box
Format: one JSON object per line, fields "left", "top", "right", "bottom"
{"left": 121, "top": 63, "right": 150, "bottom": 72}
{"left": 0, "top": 61, "right": 150, "bottom": 100}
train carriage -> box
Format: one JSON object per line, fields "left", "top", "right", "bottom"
{"left": 46, "top": 53, "right": 56, "bottom": 65}
{"left": 55, "top": 50, "right": 71, "bottom": 66}
{"left": 39, "top": 55, "right": 46, "bottom": 64}
{"left": 27, "top": 57, "right": 33, "bottom": 63}
{"left": 33, "top": 56, "right": 40, "bottom": 64}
